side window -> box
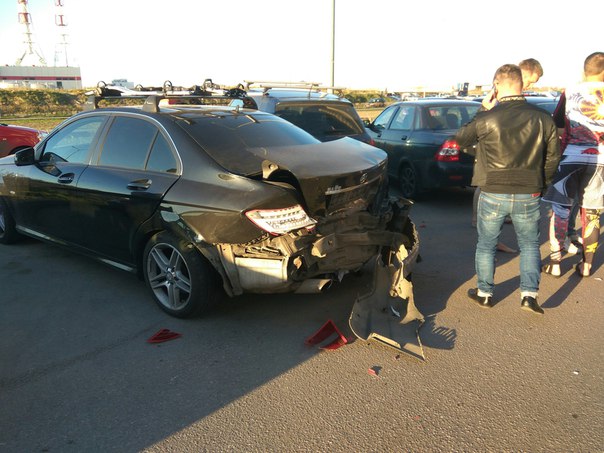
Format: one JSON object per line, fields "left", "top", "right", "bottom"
{"left": 373, "top": 106, "right": 397, "bottom": 130}
{"left": 390, "top": 106, "right": 415, "bottom": 130}
{"left": 460, "top": 105, "right": 480, "bottom": 125}
{"left": 99, "top": 116, "right": 157, "bottom": 170}
{"left": 428, "top": 107, "right": 446, "bottom": 129}
{"left": 420, "top": 107, "right": 447, "bottom": 130}
{"left": 40, "top": 116, "right": 105, "bottom": 164}
{"left": 146, "top": 134, "right": 178, "bottom": 174}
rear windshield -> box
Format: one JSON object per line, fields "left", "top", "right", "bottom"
{"left": 275, "top": 102, "right": 365, "bottom": 139}
{"left": 176, "top": 112, "right": 319, "bottom": 174}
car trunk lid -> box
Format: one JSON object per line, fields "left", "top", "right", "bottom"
{"left": 247, "top": 137, "right": 388, "bottom": 216}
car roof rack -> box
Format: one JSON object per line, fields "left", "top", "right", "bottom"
{"left": 83, "top": 79, "right": 255, "bottom": 112}
{"left": 244, "top": 80, "right": 346, "bottom": 97}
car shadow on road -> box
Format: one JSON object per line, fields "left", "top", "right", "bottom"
{"left": 1, "top": 240, "right": 389, "bottom": 451}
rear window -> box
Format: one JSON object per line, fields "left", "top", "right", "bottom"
{"left": 275, "top": 103, "right": 365, "bottom": 140}
{"left": 177, "top": 112, "right": 319, "bottom": 175}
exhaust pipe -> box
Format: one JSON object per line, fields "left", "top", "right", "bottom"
{"left": 294, "top": 279, "right": 333, "bottom": 294}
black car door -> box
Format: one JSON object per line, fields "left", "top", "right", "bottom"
{"left": 371, "top": 105, "right": 416, "bottom": 177}
{"left": 9, "top": 115, "right": 107, "bottom": 244}
{"left": 75, "top": 115, "right": 179, "bottom": 265}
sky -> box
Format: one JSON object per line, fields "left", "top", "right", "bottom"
{"left": 0, "top": 0, "right": 601, "bottom": 92}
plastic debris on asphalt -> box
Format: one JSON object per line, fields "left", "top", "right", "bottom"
{"left": 147, "top": 329, "right": 182, "bottom": 344}
{"left": 368, "top": 366, "right": 381, "bottom": 376}
{"left": 305, "top": 319, "right": 348, "bottom": 350}
{"left": 349, "top": 255, "right": 425, "bottom": 360}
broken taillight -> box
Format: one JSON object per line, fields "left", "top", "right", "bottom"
{"left": 245, "top": 204, "right": 317, "bottom": 235}
{"left": 435, "top": 139, "right": 460, "bottom": 162}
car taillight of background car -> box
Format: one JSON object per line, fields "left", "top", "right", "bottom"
{"left": 435, "top": 139, "right": 461, "bottom": 162}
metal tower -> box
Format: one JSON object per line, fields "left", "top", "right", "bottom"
{"left": 53, "top": 0, "right": 70, "bottom": 67}
{"left": 15, "top": 0, "right": 47, "bottom": 66}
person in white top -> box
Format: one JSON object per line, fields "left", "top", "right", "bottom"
{"left": 542, "top": 51, "right": 604, "bottom": 278}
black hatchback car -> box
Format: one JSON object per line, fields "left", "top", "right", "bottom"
{"left": 0, "top": 92, "right": 418, "bottom": 318}
{"left": 366, "top": 99, "right": 481, "bottom": 199}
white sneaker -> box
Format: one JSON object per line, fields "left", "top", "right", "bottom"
{"left": 565, "top": 236, "right": 583, "bottom": 255}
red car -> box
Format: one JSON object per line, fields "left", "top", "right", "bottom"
{"left": 0, "top": 123, "right": 47, "bottom": 158}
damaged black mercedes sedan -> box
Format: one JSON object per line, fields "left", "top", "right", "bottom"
{"left": 0, "top": 94, "right": 420, "bottom": 323}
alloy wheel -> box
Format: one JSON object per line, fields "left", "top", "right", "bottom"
{"left": 146, "top": 243, "right": 192, "bottom": 311}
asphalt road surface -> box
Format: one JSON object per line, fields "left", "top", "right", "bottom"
{"left": 1, "top": 187, "right": 602, "bottom": 452}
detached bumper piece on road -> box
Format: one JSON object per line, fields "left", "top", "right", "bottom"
{"left": 349, "top": 221, "right": 424, "bottom": 360}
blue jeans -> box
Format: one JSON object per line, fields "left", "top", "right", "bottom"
{"left": 476, "top": 192, "right": 542, "bottom": 296}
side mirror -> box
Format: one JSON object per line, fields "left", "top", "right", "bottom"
{"left": 14, "top": 147, "right": 35, "bottom": 166}
{"left": 365, "top": 121, "right": 380, "bottom": 132}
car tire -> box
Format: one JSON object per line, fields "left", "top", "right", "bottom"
{"left": 143, "top": 232, "right": 220, "bottom": 318}
{"left": 0, "top": 198, "right": 21, "bottom": 244}
{"left": 399, "top": 164, "right": 420, "bottom": 199}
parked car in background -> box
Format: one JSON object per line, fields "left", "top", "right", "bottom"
{"left": 524, "top": 95, "right": 561, "bottom": 114}
{"left": 0, "top": 90, "right": 418, "bottom": 319}
{"left": 366, "top": 99, "right": 481, "bottom": 199}
{"left": 240, "top": 81, "right": 374, "bottom": 145}
{"left": 367, "top": 97, "right": 386, "bottom": 108}
{"left": 471, "top": 95, "right": 561, "bottom": 114}
{"left": 0, "top": 123, "right": 47, "bottom": 158}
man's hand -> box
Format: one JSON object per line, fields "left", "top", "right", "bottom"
{"left": 482, "top": 88, "right": 498, "bottom": 110}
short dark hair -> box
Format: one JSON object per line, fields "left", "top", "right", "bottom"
{"left": 493, "top": 64, "right": 523, "bottom": 85}
{"left": 584, "top": 52, "right": 604, "bottom": 76}
{"left": 518, "top": 58, "right": 544, "bottom": 77}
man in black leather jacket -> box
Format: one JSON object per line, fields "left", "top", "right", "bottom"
{"left": 455, "top": 64, "right": 560, "bottom": 315}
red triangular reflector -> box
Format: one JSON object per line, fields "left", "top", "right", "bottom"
{"left": 147, "top": 328, "right": 182, "bottom": 344}
{"left": 305, "top": 320, "right": 348, "bottom": 350}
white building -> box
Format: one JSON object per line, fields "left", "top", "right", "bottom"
{"left": 0, "top": 65, "right": 82, "bottom": 89}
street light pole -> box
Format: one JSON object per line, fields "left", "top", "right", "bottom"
{"left": 330, "top": 0, "right": 335, "bottom": 88}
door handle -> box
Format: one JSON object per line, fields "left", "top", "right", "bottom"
{"left": 57, "top": 173, "right": 75, "bottom": 184}
{"left": 401, "top": 135, "right": 408, "bottom": 140}
{"left": 127, "top": 179, "right": 152, "bottom": 190}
